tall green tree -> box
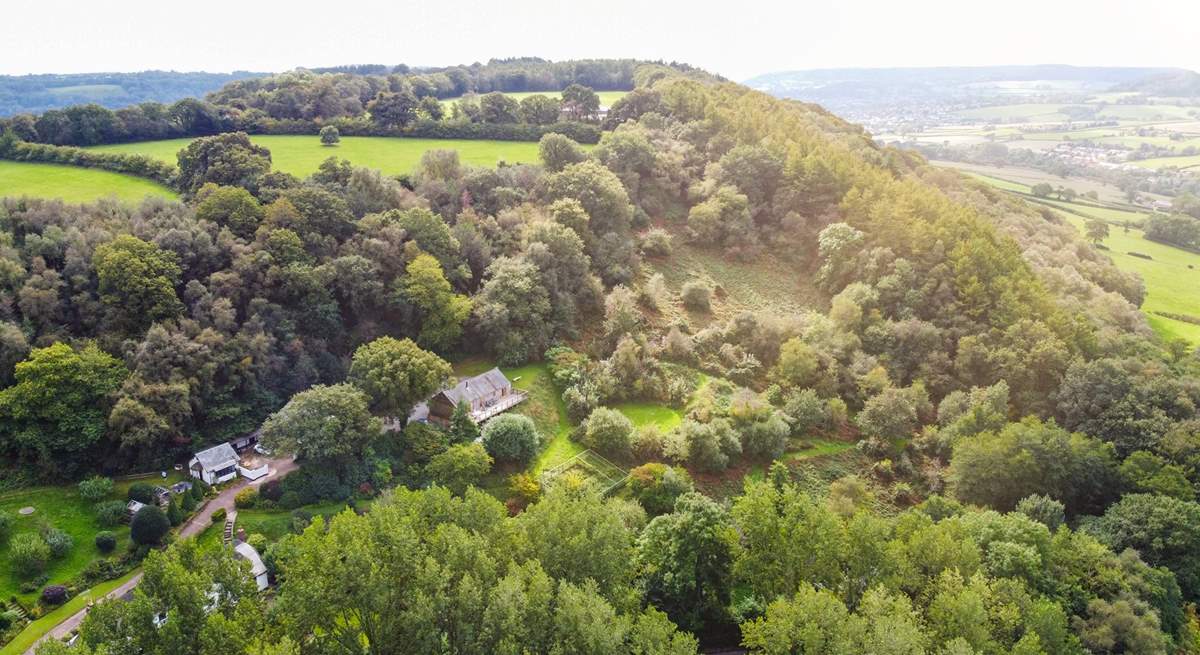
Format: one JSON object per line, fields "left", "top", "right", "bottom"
{"left": 347, "top": 336, "right": 452, "bottom": 418}
{"left": 92, "top": 235, "right": 183, "bottom": 334}
{"left": 260, "top": 383, "right": 380, "bottom": 465}
{"left": 399, "top": 253, "right": 472, "bottom": 351}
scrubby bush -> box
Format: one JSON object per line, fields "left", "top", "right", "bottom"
{"left": 127, "top": 482, "right": 155, "bottom": 504}
{"left": 633, "top": 425, "right": 666, "bottom": 459}
{"left": 628, "top": 463, "right": 694, "bottom": 515}
{"left": 246, "top": 533, "right": 268, "bottom": 553}
{"left": 680, "top": 280, "right": 712, "bottom": 312}
{"left": 211, "top": 507, "right": 227, "bottom": 524}
{"left": 582, "top": 407, "right": 635, "bottom": 459}
{"left": 94, "top": 500, "right": 127, "bottom": 527}
{"left": 235, "top": 487, "right": 259, "bottom": 509}
{"left": 0, "top": 510, "right": 12, "bottom": 543}
{"left": 94, "top": 531, "right": 117, "bottom": 553}
{"left": 42, "top": 527, "right": 73, "bottom": 559}
{"left": 481, "top": 414, "right": 540, "bottom": 464}
{"left": 78, "top": 476, "right": 114, "bottom": 502}
{"left": 259, "top": 479, "right": 283, "bottom": 503}
{"left": 508, "top": 473, "right": 541, "bottom": 504}
{"left": 640, "top": 228, "right": 673, "bottom": 257}
{"left": 1015, "top": 494, "right": 1066, "bottom": 531}
{"left": 9, "top": 533, "right": 51, "bottom": 577}
{"left": 427, "top": 442, "right": 493, "bottom": 494}
{"left": 781, "top": 388, "right": 829, "bottom": 435}
{"left": 278, "top": 467, "right": 351, "bottom": 507}
{"left": 40, "top": 585, "right": 68, "bottom": 606}
{"left": 131, "top": 506, "right": 169, "bottom": 546}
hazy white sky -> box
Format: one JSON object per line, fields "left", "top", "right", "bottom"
{"left": 2, "top": 0, "right": 1197, "bottom": 80}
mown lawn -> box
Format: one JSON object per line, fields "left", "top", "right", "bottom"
{"left": 89, "top": 134, "right": 552, "bottom": 178}
{"left": 0, "top": 161, "right": 178, "bottom": 204}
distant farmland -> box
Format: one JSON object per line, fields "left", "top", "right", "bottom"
{"left": 0, "top": 161, "right": 178, "bottom": 203}
{"left": 90, "top": 134, "right": 554, "bottom": 177}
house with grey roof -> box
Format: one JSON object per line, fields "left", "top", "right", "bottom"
{"left": 408, "top": 367, "right": 526, "bottom": 427}
{"left": 188, "top": 442, "right": 240, "bottom": 485}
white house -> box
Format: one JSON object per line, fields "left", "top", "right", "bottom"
{"left": 189, "top": 443, "right": 240, "bottom": 485}
{"left": 234, "top": 541, "right": 269, "bottom": 591}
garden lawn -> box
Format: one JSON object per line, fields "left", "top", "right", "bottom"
{"left": 0, "top": 161, "right": 177, "bottom": 203}
{"left": 0, "top": 568, "right": 140, "bottom": 655}
{"left": 89, "top": 134, "right": 552, "bottom": 178}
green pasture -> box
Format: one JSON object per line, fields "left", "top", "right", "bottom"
{"left": 1131, "top": 153, "right": 1200, "bottom": 170}
{"left": 0, "top": 161, "right": 177, "bottom": 203}
{"left": 90, "top": 134, "right": 548, "bottom": 178}
{"left": 613, "top": 403, "right": 683, "bottom": 432}
{"left": 234, "top": 501, "right": 349, "bottom": 543}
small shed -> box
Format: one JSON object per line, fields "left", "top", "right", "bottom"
{"left": 152, "top": 486, "right": 172, "bottom": 508}
{"left": 189, "top": 443, "right": 240, "bottom": 485}
{"left": 170, "top": 481, "right": 193, "bottom": 495}
{"left": 234, "top": 541, "right": 269, "bottom": 591}
{"left": 126, "top": 500, "right": 146, "bottom": 520}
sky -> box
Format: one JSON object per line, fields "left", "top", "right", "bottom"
{"left": 2, "top": 0, "right": 1198, "bottom": 81}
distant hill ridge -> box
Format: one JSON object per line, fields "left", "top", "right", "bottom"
{"left": 0, "top": 70, "right": 268, "bottom": 117}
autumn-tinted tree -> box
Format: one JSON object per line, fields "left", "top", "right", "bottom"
{"left": 176, "top": 131, "right": 272, "bottom": 195}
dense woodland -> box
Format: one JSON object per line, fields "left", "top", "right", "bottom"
{"left": 0, "top": 71, "right": 266, "bottom": 118}
{"left": 4, "top": 59, "right": 1200, "bottom": 653}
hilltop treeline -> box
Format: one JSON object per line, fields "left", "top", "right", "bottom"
{"left": 3, "top": 62, "right": 1200, "bottom": 652}
{"left": 0, "top": 59, "right": 706, "bottom": 148}
{"left": 0, "top": 70, "right": 265, "bottom": 117}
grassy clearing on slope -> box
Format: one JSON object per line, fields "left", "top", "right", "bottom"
{"left": 613, "top": 403, "right": 683, "bottom": 433}
{"left": 0, "top": 161, "right": 178, "bottom": 203}
{"left": 90, "top": 135, "right": 549, "bottom": 178}
{"left": 234, "top": 501, "right": 350, "bottom": 543}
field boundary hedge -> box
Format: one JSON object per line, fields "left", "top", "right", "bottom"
{"left": 0, "top": 138, "right": 176, "bottom": 187}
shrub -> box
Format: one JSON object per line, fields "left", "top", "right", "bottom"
{"left": 246, "top": 533, "right": 268, "bottom": 553}
{"left": 180, "top": 490, "right": 197, "bottom": 512}
{"left": 0, "top": 609, "right": 15, "bottom": 630}
{"left": 782, "top": 388, "right": 829, "bottom": 435}
{"left": 633, "top": 425, "right": 666, "bottom": 459}
{"left": 94, "top": 531, "right": 117, "bottom": 553}
{"left": 259, "top": 479, "right": 283, "bottom": 502}
{"left": 508, "top": 473, "right": 541, "bottom": 503}
{"left": 0, "top": 510, "right": 12, "bottom": 543}
{"left": 211, "top": 507, "right": 227, "bottom": 524}
{"left": 94, "top": 500, "right": 127, "bottom": 527}
{"left": 42, "top": 527, "right": 73, "bottom": 559}
{"left": 9, "top": 533, "right": 51, "bottom": 577}
{"left": 481, "top": 414, "right": 541, "bottom": 464}
{"left": 235, "top": 487, "right": 259, "bottom": 509}
{"left": 427, "top": 443, "right": 493, "bottom": 495}
{"left": 40, "top": 585, "right": 68, "bottom": 606}
{"left": 130, "top": 506, "right": 169, "bottom": 546}
{"left": 640, "top": 228, "right": 673, "bottom": 257}
{"left": 628, "top": 463, "right": 694, "bottom": 515}
{"left": 78, "top": 476, "right": 114, "bottom": 502}
{"left": 166, "top": 498, "right": 184, "bottom": 526}
{"left": 1015, "top": 494, "right": 1066, "bottom": 531}
{"left": 680, "top": 280, "right": 712, "bottom": 312}
{"left": 127, "top": 482, "right": 155, "bottom": 504}
{"left": 279, "top": 467, "right": 351, "bottom": 507}
{"left": 319, "top": 125, "right": 341, "bottom": 146}
{"left": 583, "top": 407, "right": 635, "bottom": 459}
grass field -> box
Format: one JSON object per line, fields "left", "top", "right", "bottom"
{"left": 951, "top": 103, "right": 1072, "bottom": 122}
{"left": 1056, "top": 213, "right": 1200, "bottom": 344}
{"left": 0, "top": 161, "right": 178, "bottom": 203}
{"left": 1131, "top": 154, "right": 1200, "bottom": 170}
{"left": 958, "top": 168, "right": 1200, "bottom": 344}
{"left": 90, "top": 134, "right": 548, "bottom": 178}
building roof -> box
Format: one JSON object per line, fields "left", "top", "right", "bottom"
{"left": 127, "top": 500, "right": 146, "bottom": 513}
{"left": 191, "top": 442, "right": 239, "bottom": 471}
{"left": 234, "top": 541, "right": 267, "bottom": 578}
{"left": 438, "top": 368, "right": 511, "bottom": 406}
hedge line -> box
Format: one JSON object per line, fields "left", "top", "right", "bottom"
{"left": 246, "top": 116, "right": 602, "bottom": 144}
{"left": 0, "top": 139, "right": 176, "bottom": 187}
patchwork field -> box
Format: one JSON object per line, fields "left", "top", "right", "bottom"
{"left": 0, "top": 161, "right": 178, "bottom": 203}
{"left": 90, "top": 134, "right": 549, "bottom": 178}
{"left": 933, "top": 160, "right": 1167, "bottom": 204}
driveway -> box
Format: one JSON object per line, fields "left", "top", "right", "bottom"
{"left": 23, "top": 456, "right": 296, "bottom": 654}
